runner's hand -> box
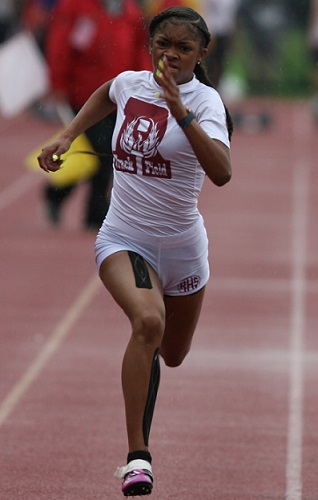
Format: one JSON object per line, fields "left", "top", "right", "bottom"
{"left": 37, "top": 136, "right": 72, "bottom": 173}
{"left": 156, "top": 56, "right": 188, "bottom": 122}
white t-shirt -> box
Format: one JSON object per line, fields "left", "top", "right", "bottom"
{"left": 105, "top": 70, "right": 230, "bottom": 236}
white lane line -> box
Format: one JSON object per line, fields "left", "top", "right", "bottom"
{"left": 0, "top": 172, "right": 42, "bottom": 212}
{"left": 285, "top": 109, "right": 310, "bottom": 500}
{"left": 0, "top": 274, "right": 101, "bottom": 427}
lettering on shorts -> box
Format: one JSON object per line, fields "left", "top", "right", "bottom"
{"left": 128, "top": 251, "right": 153, "bottom": 289}
{"left": 177, "top": 275, "right": 201, "bottom": 293}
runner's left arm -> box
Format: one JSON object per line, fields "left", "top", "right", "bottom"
{"left": 37, "top": 80, "right": 116, "bottom": 172}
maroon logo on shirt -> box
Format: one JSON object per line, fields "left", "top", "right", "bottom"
{"left": 177, "top": 276, "right": 201, "bottom": 293}
{"left": 113, "top": 97, "right": 171, "bottom": 178}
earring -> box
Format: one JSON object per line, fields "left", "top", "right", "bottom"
{"left": 197, "top": 61, "right": 201, "bottom": 65}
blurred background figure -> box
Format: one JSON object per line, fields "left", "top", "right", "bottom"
{"left": 239, "top": 0, "right": 291, "bottom": 94}
{"left": 200, "top": 0, "right": 241, "bottom": 89}
{"left": 0, "top": 0, "right": 19, "bottom": 43}
{"left": 40, "top": 0, "right": 151, "bottom": 229}
{"left": 226, "top": 0, "right": 293, "bottom": 132}
{"left": 20, "top": 0, "right": 58, "bottom": 52}
{"left": 308, "top": 0, "right": 318, "bottom": 123}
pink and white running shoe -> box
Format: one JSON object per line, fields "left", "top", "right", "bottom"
{"left": 115, "top": 459, "right": 153, "bottom": 497}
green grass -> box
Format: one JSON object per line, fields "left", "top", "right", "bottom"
{"left": 225, "top": 28, "right": 312, "bottom": 97}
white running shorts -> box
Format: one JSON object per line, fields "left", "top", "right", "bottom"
{"left": 95, "top": 215, "right": 210, "bottom": 296}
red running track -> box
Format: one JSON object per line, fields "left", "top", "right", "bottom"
{"left": 0, "top": 99, "right": 317, "bottom": 500}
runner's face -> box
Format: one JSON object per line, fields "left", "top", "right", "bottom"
{"left": 150, "top": 21, "right": 207, "bottom": 85}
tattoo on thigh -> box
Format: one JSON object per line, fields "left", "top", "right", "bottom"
{"left": 128, "top": 251, "right": 153, "bottom": 289}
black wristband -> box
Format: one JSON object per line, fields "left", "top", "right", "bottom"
{"left": 177, "top": 110, "right": 194, "bottom": 129}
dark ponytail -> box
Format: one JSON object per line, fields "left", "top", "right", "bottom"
{"left": 149, "top": 6, "right": 233, "bottom": 141}
{"left": 194, "top": 63, "right": 233, "bottom": 142}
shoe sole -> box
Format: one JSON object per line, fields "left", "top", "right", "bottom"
{"left": 123, "top": 481, "right": 153, "bottom": 496}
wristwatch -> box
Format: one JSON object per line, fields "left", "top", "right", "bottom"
{"left": 177, "top": 109, "right": 195, "bottom": 129}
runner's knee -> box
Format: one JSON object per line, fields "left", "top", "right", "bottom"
{"left": 132, "top": 310, "right": 165, "bottom": 345}
{"left": 160, "top": 345, "right": 190, "bottom": 368}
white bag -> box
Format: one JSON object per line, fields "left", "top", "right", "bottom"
{"left": 0, "top": 32, "right": 50, "bottom": 117}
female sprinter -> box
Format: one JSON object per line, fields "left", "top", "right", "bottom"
{"left": 38, "top": 6, "right": 233, "bottom": 496}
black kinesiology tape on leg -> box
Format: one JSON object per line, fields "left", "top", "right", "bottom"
{"left": 128, "top": 251, "right": 152, "bottom": 289}
{"left": 143, "top": 348, "right": 160, "bottom": 447}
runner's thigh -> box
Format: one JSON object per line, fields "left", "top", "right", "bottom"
{"left": 160, "top": 287, "right": 205, "bottom": 365}
{"left": 99, "top": 251, "right": 165, "bottom": 324}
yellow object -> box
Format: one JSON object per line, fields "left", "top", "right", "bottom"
{"left": 144, "top": 0, "right": 202, "bottom": 18}
{"left": 26, "top": 131, "right": 100, "bottom": 187}
{"left": 185, "top": 0, "right": 202, "bottom": 11}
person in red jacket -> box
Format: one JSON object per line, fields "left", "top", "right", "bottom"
{"left": 43, "top": 0, "right": 151, "bottom": 228}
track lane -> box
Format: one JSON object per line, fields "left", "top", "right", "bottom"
{"left": 0, "top": 100, "right": 317, "bottom": 499}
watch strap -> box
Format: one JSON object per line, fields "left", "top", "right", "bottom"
{"left": 177, "top": 110, "right": 195, "bottom": 129}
